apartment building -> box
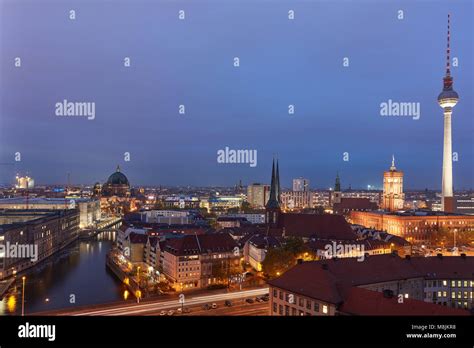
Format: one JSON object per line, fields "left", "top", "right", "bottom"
{"left": 268, "top": 253, "right": 473, "bottom": 316}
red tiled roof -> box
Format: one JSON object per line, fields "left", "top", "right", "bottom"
{"left": 339, "top": 287, "right": 470, "bottom": 316}
{"left": 269, "top": 261, "right": 343, "bottom": 304}
{"left": 163, "top": 233, "right": 237, "bottom": 256}
{"left": 276, "top": 213, "right": 355, "bottom": 240}
{"left": 409, "top": 254, "right": 474, "bottom": 280}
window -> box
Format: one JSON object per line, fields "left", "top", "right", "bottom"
{"left": 322, "top": 305, "right": 328, "bottom": 314}
{"left": 279, "top": 305, "right": 283, "bottom": 315}
{"left": 279, "top": 291, "right": 283, "bottom": 300}
{"left": 273, "top": 289, "right": 277, "bottom": 297}
{"left": 451, "top": 281, "right": 456, "bottom": 287}
{"left": 299, "top": 297, "right": 304, "bottom": 307}
{"left": 443, "top": 280, "right": 447, "bottom": 286}
{"left": 306, "top": 300, "right": 311, "bottom": 310}
{"left": 314, "top": 302, "right": 320, "bottom": 312}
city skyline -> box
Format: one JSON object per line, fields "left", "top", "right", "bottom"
{"left": 1, "top": 1, "right": 473, "bottom": 189}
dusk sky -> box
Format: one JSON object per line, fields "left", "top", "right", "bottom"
{"left": 0, "top": 0, "right": 472, "bottom": 189}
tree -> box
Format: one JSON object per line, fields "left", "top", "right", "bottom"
{"left": 262, "top": 248, "right": 296, "bottom": 279}
{"left": 241, "top": 201, "right": 252, "bottom": 213}
{"left": 261, "top": 237, "right": 310, "bottom": 279}
{"left": 283, "top": 236, "right": 305, "bottom": 255}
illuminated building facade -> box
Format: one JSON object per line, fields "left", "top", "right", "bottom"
{"left": 382, "top": 156, "right": 404, "bottom": 211}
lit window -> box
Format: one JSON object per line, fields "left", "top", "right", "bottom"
{"left": 322, "top": 305, "right": 328, "bottom": 314}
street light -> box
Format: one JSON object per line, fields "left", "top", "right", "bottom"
{"left": 21, "top": 276, "right": 26, "bottom": 316}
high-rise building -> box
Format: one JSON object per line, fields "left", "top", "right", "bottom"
{"left": 438, "top": 14, "right": 459, "bottom": 213}
{"left": 281, "top": 191, "right": 311, "bottom": 210}
{"left": 15, "top": 175, "right": 34, "bottom": 189}
{"left": 293, "top": 178, "right": 310, "bottom": 192}
{"left": 246, "top": 183, "right": 270, "bottom": 208}
{"left": 381, "top": 156, "right": 404, "bottom": 211}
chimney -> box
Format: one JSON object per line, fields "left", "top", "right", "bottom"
{"left": 460, "top": 253, "right": 466, "bottom": 259}
{"left": 383, "top": 289, "right": 394, "bottom": 298}
{"left": 437, "top": 253, "right": 443, "bottom": 259}
{"left": 297, "top": 258, "right": 303, "bottom": 264}
{"left": 405, "top": 255, "right": 411, "bottom": 260}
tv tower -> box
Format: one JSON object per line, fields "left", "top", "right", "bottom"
{"left": 438, "top": 14, "right": 459, "bottom": 213}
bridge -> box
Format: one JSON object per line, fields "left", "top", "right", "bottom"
{"left": 79, "top": 217, "right": 122, "bottom": 238}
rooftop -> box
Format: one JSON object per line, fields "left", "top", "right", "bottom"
{"left": 268, "top": 254, "right": 474, "bottom": 305}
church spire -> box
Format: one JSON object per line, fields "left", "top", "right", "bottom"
{"left": 335, "top": 172, "right": 341, "bottom": 192}
{"left": 266, "top": 158, "right": 279, "bottom": 209}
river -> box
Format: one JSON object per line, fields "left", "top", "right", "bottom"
{"left": 0, "top": 231, "right": 128, "bottom": 315}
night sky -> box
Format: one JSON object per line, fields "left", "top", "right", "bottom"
{"left": 0, "top": 0, "right": 472, "bottom": 189}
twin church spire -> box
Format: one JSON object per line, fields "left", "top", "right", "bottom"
{"left": 266, "top": 157, "right": 281, "bottom": 209}
{"left": 266, "top": 157, "right": 281, "bottom": 226}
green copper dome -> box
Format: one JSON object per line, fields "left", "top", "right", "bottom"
{"left": 106, "top": 166, "right": 129, "bottom": 186}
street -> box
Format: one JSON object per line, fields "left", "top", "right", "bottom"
{"left": 34, "top": 287, "right": 269, "bottom": 316}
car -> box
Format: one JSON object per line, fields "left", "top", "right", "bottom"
{"left": 224, "top": 300, "right": 233, "bottom": 307}
{"left": 202, "top": 304, "right": 211, "bottom": 310}
{"left": 177, "top": 307, "right": 190, "bottom": 314}
{"left": 167, "top": 310, "right": 175, "bottom": 316}
{"left": 245, "top": 298, "right": 254, "bottom": 304}
{"left": 211, "top": 303, "right": 218, "bottom": 309}
{"left": 160, "top": 310, "right": 166, "bottom": 316}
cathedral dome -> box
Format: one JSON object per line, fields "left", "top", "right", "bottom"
{"left": 106, "top": 166, "right": 129, "bottom": 186}
{"left": 102, "top": 165, "right": 130, "bottom": 197}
